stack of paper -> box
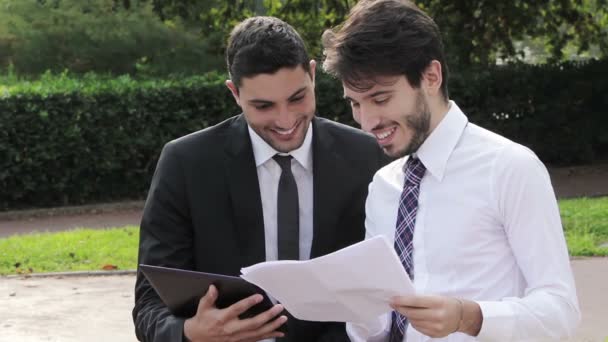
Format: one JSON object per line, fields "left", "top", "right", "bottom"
{"left": 241, "top": 235, "right": 414, "bottom": 323}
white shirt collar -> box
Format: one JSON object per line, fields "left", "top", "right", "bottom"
{"left": 414, "top": 100, "right": 468, "bottom": 181}
{"left": 248, "top": 122, "right": 313, "bottom": 171}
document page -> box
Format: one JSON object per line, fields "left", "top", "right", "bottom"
{"left": 241, "top": 235, "right": 414, "bottom": 323}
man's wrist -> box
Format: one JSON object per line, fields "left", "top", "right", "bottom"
{"left": 457, "top": 299, "right": 483, "bottom": 336}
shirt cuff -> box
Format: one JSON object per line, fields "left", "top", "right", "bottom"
{"left": 476, "top": 301, "right": 516, "bottom": 341}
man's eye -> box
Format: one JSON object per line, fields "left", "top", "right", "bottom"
{"left": 290, "top": 96, "right": 305, "bottom": 103}
{"left": 374, "top": 97, "right": 389, "bottom": 105}
{"left": 255, "top": 104, "right": 272, "bottom": 110}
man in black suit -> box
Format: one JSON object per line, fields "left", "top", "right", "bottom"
{"left": 133, "top": 16, "right": 387, "bottom": 342}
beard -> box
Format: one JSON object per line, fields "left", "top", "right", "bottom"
{"left": 394, "top": 92, "right": 431, "bottom": 158}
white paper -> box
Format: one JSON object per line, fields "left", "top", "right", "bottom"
{"left": 240, "top": 235, "right": 414, "bottom": 323}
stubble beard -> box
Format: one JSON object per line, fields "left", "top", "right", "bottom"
{"left": 394, "top": 93, "right": 431, "bottom": 158}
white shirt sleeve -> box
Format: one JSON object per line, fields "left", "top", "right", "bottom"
{"left": 477, "top": 144, "right": 581, "bottom": 341}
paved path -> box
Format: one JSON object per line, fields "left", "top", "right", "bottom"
{"left": 573, "top": 258, "right": 608, "bottom": 341}
{"left": 0, "top": 258, "right": 607, "bottom": 342}
{"left": 0, "top": 208, "right": 142, "bottom": 238}
{"left": 0, "top": 163, "right": 607, "bottom": 239}
{"left": 0, "top": 274, "right": 136, "bottom": 342}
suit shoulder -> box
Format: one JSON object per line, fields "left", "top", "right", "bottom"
{"left": 163, "top": 115, "right": 240, "bottom": 158}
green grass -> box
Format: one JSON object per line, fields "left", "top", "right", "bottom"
{"left": 0, "top": 196, "right": 606, "bottom": 275}
{"left": 560, "top": 196, "right": 608, "bottom": 256}
{"left": 0, "top": 226, "right": 139, "bottom": 275}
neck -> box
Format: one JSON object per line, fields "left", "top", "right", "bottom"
{"left": 428, "top": 97, "right": 451, "bottom": 134}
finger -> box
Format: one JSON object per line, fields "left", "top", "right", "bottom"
{"left": 410, "top": 317, "right": 455, "bottom": 338}
{"left": 197, "top": 284, "right": 219, "bottom": 312}
{"left": 235, "top": 315, "right": 288, "bottom": 341}
{"left": 259, "top": 314, "right": 288, "bottom": 334}
{"left": 390, "top": 294, "right": 440, "bottom": 308}
{"left": 221, "top": 293, "right": 264, "bottom": 320}
{"left": 409, "top": 318, "right": 437, "bottom": 330}
{"left": 409, "top": 320, "right": 438, "bottom": 337}
{"left": 391, "top": 306, "right": 432, "bottom": 320}
{"left": 240, "top": 304, "right": 285, "bottom": 331}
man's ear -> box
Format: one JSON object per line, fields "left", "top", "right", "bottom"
{"left": 309, "top": 59, "right": 317, "bottom": 85}
{"left": 421, "top": 60, "right": 443, "bottom": 97}
{"left": 225, "top": 80, "right": 241, "bottom": 107}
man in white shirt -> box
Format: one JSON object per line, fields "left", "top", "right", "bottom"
{"left": 322, "top": 0, "right": 580, "bottom": 341}
{"left": 133, "top": 16, "right": 387, "bottom": 342}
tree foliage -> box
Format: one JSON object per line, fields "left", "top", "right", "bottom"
{"left": 0, "top": 0, "right": 223, "bottom": 76}
{"left": 148, "top": 0, "right": 607, "bottom": 67}
{"left": 418, "top": 0, "right": 608, "bottom": 66}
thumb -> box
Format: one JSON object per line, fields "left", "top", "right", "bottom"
{"left": 198, "top": 284, "right": 218, "bottom": 312}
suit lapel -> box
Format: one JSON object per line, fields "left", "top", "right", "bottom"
{"left": 224, "top": 115, "right": 266, "bottom": 267}
{"left": 311, "top": 118, "right": 352, "bottom": 257}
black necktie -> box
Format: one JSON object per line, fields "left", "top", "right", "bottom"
{"left": 273, "top": 155, "right": 300, "bottom": 260}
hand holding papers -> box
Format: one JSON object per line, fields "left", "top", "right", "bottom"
{"left": 241, "top": 235, "right": 414, "bottom": 323}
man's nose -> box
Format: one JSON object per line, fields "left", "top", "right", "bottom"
{"left": 275, "top": 105, "right": 297, "bottom": 128}
{"left": 358, "top": 105, "right": 380, "bottom": 133}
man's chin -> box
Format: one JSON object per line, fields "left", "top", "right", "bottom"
{"left": 268, "top": 136, "right": 306, "bottom": 153}
{"left": 272, "top": 142, "right": 303, "bottom": 153}
{"left": 383, "top": 144, "right": 410, "bottom": 159}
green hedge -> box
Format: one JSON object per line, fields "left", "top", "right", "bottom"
{"left": 451, "top": 60, "right": 608, "bottom": 165}
{"left": 1, "top": 60, "right": 607, "bottom": 210}
{"left": 0, "top": 72, "right": 239, "bottom": 210}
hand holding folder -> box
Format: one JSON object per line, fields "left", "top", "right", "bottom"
{"left": 139, "top": 264, "right": 275, "bottom": 319}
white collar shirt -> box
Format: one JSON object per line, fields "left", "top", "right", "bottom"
{"left": 347, "top": 102, "right": 580, "bottom": 341}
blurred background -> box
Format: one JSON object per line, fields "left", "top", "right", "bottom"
{"left": 0, "top": 0, "right": 607, "bottom": 210}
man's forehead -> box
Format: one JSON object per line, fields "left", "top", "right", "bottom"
{"left": 239, "top": 68, "right": 311, "bottom": 99}
{"left": 343, "top": 75, "right": 405, "bottom": 97}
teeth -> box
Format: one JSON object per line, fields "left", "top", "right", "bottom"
{"left": 276, "top": 125, "right": 297, "bottom": 135}
{"left": 376, "top": 128, "right": 395, "bottom": 140}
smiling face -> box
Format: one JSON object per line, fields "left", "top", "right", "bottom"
{"left": 344, "top": 75, "right": 431, "bottom": 158}
{"left": 227, "top": 62, "right": 317, "bottom": 153}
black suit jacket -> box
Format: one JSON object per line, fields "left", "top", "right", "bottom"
{"left": 133, "top": 115, "right": 388, "bottom": 341}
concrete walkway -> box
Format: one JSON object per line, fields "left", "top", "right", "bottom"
{"left": 0, "top": 202, "right": 143, "bottom": 238}
{"left": 1, "top": 274, "right": 136, "bottom": 342}
{"left": 1, "top": 258, "right": 607, "bottom": 342}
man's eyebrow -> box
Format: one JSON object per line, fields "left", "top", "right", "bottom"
{"left": 288, "top": 87, "right": 307, "bottom": 101}
{"left": 247, "top": 99, "right": 274, "bottom": 105}
{"left": 343, "top": 90, "right": 394, "bottom": 102}
{"left": 366, "top": 90, "right": 394, "bottom": 98}
{"left": 247, "top": 87, "right": 308, "bottom": 104}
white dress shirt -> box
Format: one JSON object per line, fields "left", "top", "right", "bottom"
{"left": 347, "top": 102, "right": 580, "bottom": 341}
{"left": 248, "top": 123, "right": 314, "bottom": 262}
{"left": 248, "top": 124, "right": 314, "bottom": 342}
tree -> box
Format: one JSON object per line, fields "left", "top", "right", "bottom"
{"left": 147, "top": 0, "right": 356, "bottom": 59}
{"left": 0, "top": 0, "right": 221, "bottom": 75}
{"left": 189, "top": 0, "right": 607, "bottom": 67}
{"left": 417, "top": 0, "right": 608, "bottom": 66}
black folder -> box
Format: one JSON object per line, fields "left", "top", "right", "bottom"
{"left": 139, "top": 264, "right": 275, "bottom": 319}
